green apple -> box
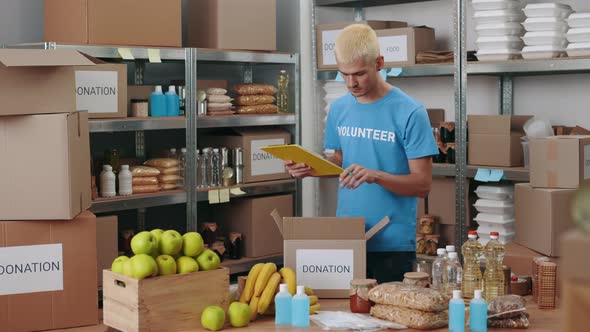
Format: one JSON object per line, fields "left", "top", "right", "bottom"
{"left": 201, "top": 306, "right": 226, "bottom": 331}
{"left": 182, "top": 232, "right": 205, "bottom": 257}
{"left": 131, "top": 231, "right": 158, "bottom": 255}
{"left": 129, "top": 254, "right": 158, "bottom": 279}
{"left": 159, "top": 230, "right": 183, "bottom": 256}
{"left": 196, "top": 249, "right": 221, "bottom": 271}
{"left": 156, "top": 254, "right": 177, "bottom": 276}
{"left": 228, "top": 301, "right": 251, "bottom": 328}
{"left": 176, "top": 256, "right": 199, "bottom": 274}
{"left": 111, "top": 256, "right": 129, "bottom": 275}
{"left": 123, "top": 259, "right": 134, "bottom": 277}
{"left": 150, "top": 229, "right": 165, "bottom": 256}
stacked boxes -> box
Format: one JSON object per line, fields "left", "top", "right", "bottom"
{"left": 566, "top": 12, "right": 590, "bottom": 57}
{"left": 522, "top": 3, "right": 573, "bottom": 59}
{"left": 473, "top": 184, "right": 515, "bottom": 245}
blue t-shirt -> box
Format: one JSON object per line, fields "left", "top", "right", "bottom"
{"left": 324, "top": 87, "right": 438, "bottom": 252}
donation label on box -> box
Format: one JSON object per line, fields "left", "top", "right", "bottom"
{"left": 76, "top": 70, "right": 118, "bottom": 114}
{"left": 0, "top": 244, "right": 63, "bottom": 296}
{"left": 379, "top": 35, "right": 409, "bottom": 63}
{"left": 296, "top": 249, "right": 354, "bottom": 290}
{"left": 321, "top": 29, "right": 340, "bottom": 66}
{"left": 250, "top": 138, "right": 286, "bottom": 176}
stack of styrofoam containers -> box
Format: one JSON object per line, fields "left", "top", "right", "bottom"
{"left": 521, "top": 3, "right": 573, "bottom": 59}
{"left": 473, "top": 184, "right": 515, "bottom": 245}
{"left": 566, "top": 12, "right": 590, "bottom": 57}
{"left": 473, "top": 0, "right": 525, "bottom": 61}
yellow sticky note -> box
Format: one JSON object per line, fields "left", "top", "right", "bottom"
{"left": 208, "top": 190, "right": 220, "bottom": 204}
{"left": 219, "top": 189, "right": 230, "bottom": 203}
{"left": 147, "top": 49, "right": 162, "bottom": 63}
{"left": 230, "top": 188, "right": 247, "bottom": 196}
{"left": 118, "top": 48, "right": 134, "bottom": 60}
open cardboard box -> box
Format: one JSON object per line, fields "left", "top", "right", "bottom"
{"left": 271, "top": 209, "right": 389, "bottom": 298}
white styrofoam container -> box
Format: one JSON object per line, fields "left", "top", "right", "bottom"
{"left": 478, "top": 231, "right": 515, "bottom": 245}
{"left": 567, "top": 13, "right": 590, "bottom": 28}
{"left": 472, "top": 0, "right": 522, "bottom": 11}
{"left": 522, "top": 17, "right": 568, "bottom": 33}
{"left": 566, "top": 42, "right": 590, "bottom": 57}
{"left": 476, "top": 22, "right": 524, "bottom": 37}
{"left": 474, "top": 185, "right": 514, "bottom": 200}
{"left": 566, "top": 28, "right": 590, "bottom": 43}
{"left": 476, "top": 48, "right": 522, "bottom": 61}
{"left": 522, "top": 45, "right": 565, "bottom": 59}
{"left": 523, "top": 3, "right": 573, "bottom": 19}
{"left": 473, "top": 9, "right": 525, "bottom": 25}
{"left": 474, "top": 199, "right": 515, "bottom": 214}
{"left": 473, "top": 212, "right": 515, "bottom": 224}
{"left": 477, "top": 222, "right": 516, "bottom": 236}
{"left": 477, "top": 35, "right": 524, "bottom": 49}
{"left": 522, "top": 31, "right": 568, "bottom": 47}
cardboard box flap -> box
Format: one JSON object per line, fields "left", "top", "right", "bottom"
{"left": 468, "top": 115, "right": 533, "bottom": 135}
{"left": 0, "top": 49, "right": 95, "bottom": 67}
{"left": 270, "top": 209, "right": 365, "bottom": 240}
{"left": 365, "top": 216, "right": 390, "bottom": 241}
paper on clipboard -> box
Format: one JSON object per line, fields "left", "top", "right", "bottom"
{"left": 260, "top": 144, "right": 343, "bottom": 177}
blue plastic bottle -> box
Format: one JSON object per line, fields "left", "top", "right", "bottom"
{"left": 470, "top": 289, "right": 488, "bottom": 332}
{"left": 274, "top": 283, "right": 292, "bottom": 325}
{"left": 292, "top": 285, "right": 309, "bottom": 327}
{"left": 150, "top": 85, "right": 166, "bottom": 117}
{"left": 165, "top": 85, "right": 180, "bottom": 116}
{"left": 449, "top": 289, "right": 465, "bottom": 332}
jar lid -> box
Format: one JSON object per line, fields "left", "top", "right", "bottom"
{"left": 350, "top": 279, "right": 377, "bottom": 287}
{"left": 404, "top": 272, "right": 429, "bottom": 280}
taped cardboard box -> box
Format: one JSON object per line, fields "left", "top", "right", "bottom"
{"left": 271, "top": 210, "right": 389, "bottom": 298}
{"left": 428, "top": 177, "right": 470, "bottom": 225}
{"left": 503, "top": 242, "right": 558, "bottom": 276}
{"left": 427, "top": 108, "right": 445, "bottom": 128}
{"left": 560, "top": 230, "right": 590, "bottom": 332}
{"left": 376, "top": 27, "right": 436, "bottom": 67}
{"left": 96, "top": 216, "right": 118, "bottom": 287}
{"left": 530, "top": 135, "right": 590, "bottom": 189}
{"left": 0, "top": 211, "right": 98, "bottom": 331}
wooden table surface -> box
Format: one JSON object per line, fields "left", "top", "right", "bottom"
{"left": 46, "top": 296, "right": 561, "bottom": 332}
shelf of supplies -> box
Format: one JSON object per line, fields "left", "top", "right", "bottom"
{"left": 90, "top": 189, "right": 187, "bottom": 213}
{"left": 196, "top": 49, "right": 298, "bottom": 64}
{"left": 197, "top": 113, "right": 297, "bottom": 128}
{"left": 196, "top": 179, "right": 296, "bottom": 202}
{"left": 467, "top": 56, "right": 590, "bottom": 76}
{"left": 433, "top": 163, "right": 457, "bottom": 177}
{"left": 89, "top": 117, "right": 186, "bottom": 132}
{"left": 317, "top": 63, "right": 454, "bottom": 80}
{"left": 316, "top": 0, "right": 439, "bottom": 7}
{"left": 465, "top": 165, "right": 529, "bottom": 182}
{"left": 221, "top": 254, "right": 283, "bottom": 274}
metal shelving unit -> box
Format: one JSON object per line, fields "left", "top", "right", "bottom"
{"left": 317, "top": 63, "right": 454, "bottom": 80}
{"left": 196, "top": 179, "right": 296, "bottom": 202}
{"left": 316, "top": 0, "right": 439, "bottom": 7}
{"left": 89, "top": 117, "right": 186, "bottom": 132}
{"left": 465, "top": 166, "right": 529, "bottom": 182}
{"left": 90, "top": 190, "right": 187, "bottom": 214}
{"left": 196, "top": 114, "right": 297, "bottom": 129}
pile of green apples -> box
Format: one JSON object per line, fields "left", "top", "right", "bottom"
{"left": 111, "top": 229, "right": 221, "bottom": 279}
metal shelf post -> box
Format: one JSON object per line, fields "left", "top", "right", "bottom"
{"left": 186, "top": 48, "right": 198, "bottom": 232}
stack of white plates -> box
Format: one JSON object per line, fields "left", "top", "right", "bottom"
{"left": 521, "top": 3, "right": 573, "bottom": 59}
{"left": 473, "top": 0, "right": 525, "bottom": 61}
{"left": 566, "top": 13, "right": 590, "bottom": 57}
{"left": 473, "top": 185, "right": 516, "bottom": 245}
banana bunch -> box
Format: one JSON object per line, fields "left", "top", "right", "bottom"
{"left": 239, "top": 263, "right": 321, "bottom": 321}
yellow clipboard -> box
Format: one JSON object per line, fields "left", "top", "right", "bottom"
{"left": 260, "top": 144, "right": 343, "bottom": 177}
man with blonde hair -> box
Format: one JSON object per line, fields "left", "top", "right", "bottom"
{"left": 286, "top": 24, "right": 438, "bottom": 282}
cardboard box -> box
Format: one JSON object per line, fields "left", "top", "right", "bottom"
{"left": 214, "top": 194, "right": 292, "bottom": 258}
{"left": 0, "top": 49, "right": 94, "bottom": 117}
{"left": 44, "top": 0, "right": 181, "bottom": 47}
{"left": 96, "top": 216, "right": 118, "bottom": 287}
{"left": 316, "top": 21, "right": 408, "bottom": 69}
{"left": 0, "top": 211, "right": 98, "bottom": 331}
{"left": 560, "top": 230, "right": 590, "bottom": 282}
{"left": 186, "top": 0, "right": 277, "bottom": 51}
{"left": 468, "top": 115, "right": 532, "bottom": 167}
{"left": 75, "top": 58, "right": 127, "bottom": 119}
{"left": 0, "top": 112, "right": 91, "bottom": 220}
{"left": 271, "top": 210, "right": 389, "bottom": 298}
{"left": 562, "top": 282, "right": 590, "bottom": 332}
{"left": 503, "top": 242, "right": 556, "bottom": 276}
{"left": 427, "top": 108, "right": 445, "bottom": 128}
{"left": 530, "top": 135, "right": 590, "bottom": 189}
{"left": 515, "top": 183, "right": 575, "bottom": 257}
{"left": 103, "top": 267, "right": 229, "bottom": 332}
{"left": 200, "top": 128, "right": 291, "bottom": 183}
{"left": 428, "top": 177, "right": 469, "bottom": 225}
{"left": 438, "top": 224, "right": 456, "bottom": 248}
{"left": 376, "top": 27, "right": 436, "bottom": 67}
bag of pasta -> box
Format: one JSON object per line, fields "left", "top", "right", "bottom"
{"left": 369, "top": 282, "right": 449, "bottom": 312}
{"left": 236, "top": 104, "right": 278, "bottom": 114}
{"left": 232, "top": 83, "right": 277, "bottom": 95}
{"left": 130, "top": 166, "right": 160, "bottom": 177}
{"left": 144, "top": 158, "right": 180, "bottom": 168}
{"left": 235, "top": 95, "right": 276, "bottom": 106}
{"left": 371, "top": 305, "right": 448, "bottom": 330}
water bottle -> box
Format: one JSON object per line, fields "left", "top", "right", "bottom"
{"left": 470, "top": 289, "right": 488, "bottom": 332}
{"left": 168, "top": 148, "right": 178, "bottom": 159}
{"left": 118, "top": 165, "right": 133, "bottom": 196}
{"left": 449, "top": 290, "right": 465, "bottom": 332}
{"left": 277, "top": 68, "right": 289, "bottom": 113}
{"left": 292, "top": 285, "right": 310, "bottom": 327}
{"left": 431, "top": 248, "right": 447, "bottom": 291}
{"left": 100, "top": 165, "right": 116, "bottom": 198}
{"left": 274, "top": 284, "right": 292, "bottom": 325}
{"left": 165, "top": 85, "right": 180, "bottom": 116}
{"left": 150, "top": 85, "right": 166, "bottom": 117}
{"left": 179, "top": 147, "right": 187, "bottom": 186}
{"left": 445, "top": 252, "right": 463, "bottom": 296}
{"left": 201, "top": 148, "right": 212, "bottom": 188}
{"left": 462, "top": 231, "right": 483, "bottom": 299}
{"left": 210, "top": 148, "right": 221, "bottom": 187}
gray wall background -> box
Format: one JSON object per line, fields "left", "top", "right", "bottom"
{"left": 0, "top": 0, "right": 44, "bottom": 44}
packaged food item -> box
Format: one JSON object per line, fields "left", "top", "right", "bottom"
{"left": 132, "top": 176, "right": 158, "bottom": 186}
{"left": 132, "top": 185, "right": 160, "bottom": 193}
{"left": 144, "top": 158, "right": 180, "bottom": 168}
{"left": 487, "top": 295, "right": 526, "bottom": 319}
{"left": 208, "top": 102, "right": 234, "bottom": 109}
{"left": 368, "top": 282, "right": 449, "bottom": 312}
{"left": 207, "top": 94, "right": 232, "bottom": 103}
{"left": 416, "top": 235, "right": 427, "bottom": 255}
{"left": 349, "top": 279, "right": 377, "bottom": 314}
{"left": 425, "top": 235, "right": 440, "bottom": 256}
{"left": 236, "top": 104, "right": 278, "bottom": 114}
{"left": 131, "top": 99, "right": 149, "bottom": 117}
{"left": 206, "top": 88, "right": 228, "bottom": 95}
{"left": 488, "top": 313, "right": 530, "bottom": 329}
{"left": 403, "top": 272, "right": 430, "bottom": 287}
{"left": 160, "top": 183, "right": 179, "bottom": 190}
{"left": 418, "top": 215, "right": 436, "bottom": 234}
{"left": 370, "top": 304, "right": 448, "bottom": 330}
{"left": 130, "top": 166, "right": 161, "bottom": 177}
{"left": 157, "top": 166, "right": 181, "bottom": 175}
{"left": 158, "top": 174, "right": 182, "bottom": 184}
{"left": 232, "top": 83, "right": 277, "bottom": 96}
{"left": 235, "top": 95, "right": 276, "bottom": 106}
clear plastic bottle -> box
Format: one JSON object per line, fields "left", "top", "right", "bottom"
{"left": 168, "top": 148, "right": 178, "bottom": 160}
{"left": 274, "top": 283, "right": 292, "bottom": 325}
{"left": 445, "top": 252, "right": 463, "bottom": 296}
{"left": 210, "top": 148, "right": 221, "bottom": 187}
{"left": 179, "top": 147, "right": 187, "bottom": 186}
{"left": 201, "top": 148, "right": 212, "bottom": 188}
{"left": 469, "top": 289, "right": 488, "bottom": 332}
{"left": 277, "top": 68, "right": 289, "bottom": 113}
{"left": 150, "top": 85, "right": 167, "bottom": 117}
{"left": 292, "top": 285, "right": 310, "bottom": 327}
{"left": 446, "top": 245, "right": 456, "bottom": 257}
{"left": 165, "top": 85, "right": 180, "bottom": 116}
{"left": 462, "top": 231, "right": 483, "bottom": 299}
{"left": 118, "top": 165, "right": 133, "bottom": 196}
{"left": 196, "top": 149, "right": 203, "bottom": 188}
{"left": 100, "top": 165, "right": 116, "bottom": 198}
{"left": 449, "top": 290, "right": 465, "bottom": 332}
{"left": 483, "top": 232, "right": 505, "bottom": 301}
{"left": 431, "top": 248, "right": 447, "bottom": 291}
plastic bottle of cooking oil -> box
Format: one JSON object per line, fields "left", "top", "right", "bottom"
{"left": 461, "top": 231, "right": 483, "bottom": 299}
{"left": 277, "top": 69, "right": 289, "bottom": 113}
{"left": 483, "top": 232, "right": 505, "bottom": 301}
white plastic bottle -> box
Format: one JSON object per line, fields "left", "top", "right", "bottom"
{"left": 118, "top": 165, "right": 133, "bottom": 196}
{"left": 292, "top": 285, "right": 310, "bottom": 327}
{"left": 100, "top": 165, "right": 116, "bottom": 198}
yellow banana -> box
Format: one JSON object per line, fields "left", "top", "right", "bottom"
{"left": 249, "top": 296, "right": 260, "bottom": 321}
{"left": 310, "top": 303, "right": 321, "bottom": 315}
{"left": 242, "top": 263, "right": 264, "bottom": 302}
{"left": 254, "top": 263, "right": 277, "bottom": 297}
{"left": 279, "top": 267, "right": 296, "bottom": 296}
{"left": 257, "top": 272, "right": 281, "bottom": 314}
{"left": 309, "top": 295, "right": 318, "bottom": 306}
{"left": 305, "top": 286, "right": 314, "bottom": 296}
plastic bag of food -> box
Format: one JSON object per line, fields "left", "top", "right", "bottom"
{"left": 157, "top": 166, "right": 181, "bottom": 175}
{"left": 488, "top": 295, "right": 527, "bottom": 319}
{"left": 488, "top": 313, "right": 530, "bottom": 329}
{"left": 206, "top": 88, "right": 227, "bottom": 96}
{"left": 232, "top": 83, "right": 277, "bottom": 96}
{"left": 310, "top": 311, "right": 407, "bottom": 331}
{"left": 144, "top": 158, "right": 179, "bottom": 168}
{"left": 208, "top": 102, "right": 234, "bottom": 109}
{"left": 130, "top": 166, "right": 160, "bottom": 177}
{"left": 132, "top": 176, "right": 158, "bottom": 186}
{"left": 158, "top": 174, "right": 182, "bottom": 184}
{"left": 207, "top": 94, "right": 232, "bottom": 103}
{"left": 236, "top": 104, "right": 278, "bottom": 114}
{"left": 132, "top": 185, "right": 160, "bottom": 193}
{"left": 370, "top": 304, "right": 448, "bottom": 330}
{"left": 160, "top": 183, "right": 179, "bottom": 190}
{"left": 368, "top": 282, "right": 449, "bottom": 312}
{"left": 235, "top": 95, "right": 276, "bottom": 106}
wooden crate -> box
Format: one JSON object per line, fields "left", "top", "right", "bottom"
{"left": 103, "top": 267, "right": 230, "bottom": 332}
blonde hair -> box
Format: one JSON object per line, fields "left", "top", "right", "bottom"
{"left": 335, "top": 24, "right": 380, "bottom": 65}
